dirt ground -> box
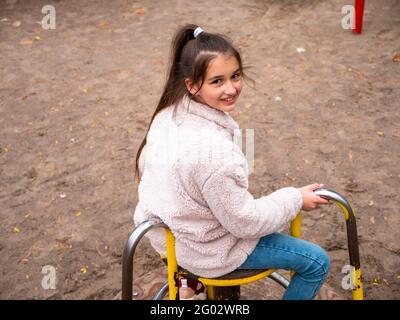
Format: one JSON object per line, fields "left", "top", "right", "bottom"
{"left": 0, "top": 0, "right": 399, "bottom": 300}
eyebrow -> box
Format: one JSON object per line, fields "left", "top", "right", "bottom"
{"left": 208, "top": 68, "right": 241, "bottom": 81}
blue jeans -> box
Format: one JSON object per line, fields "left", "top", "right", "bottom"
{"left": 238, "top": 233, "right": 330, "bottom": 300}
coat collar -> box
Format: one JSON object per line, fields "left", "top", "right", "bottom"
{"left": 174, "top": 95, "right": 240, "bottom": 135}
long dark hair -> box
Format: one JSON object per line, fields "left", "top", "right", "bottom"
{"left": 134, "top": 24, "right": 248, "bottom": 183}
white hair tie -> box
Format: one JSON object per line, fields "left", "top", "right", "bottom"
{"left": 193, "top": 27, "right": 204, "bottom": 38}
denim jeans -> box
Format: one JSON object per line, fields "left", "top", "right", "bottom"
{"left": 238, "top": 233, "right": 330, "bottom": 300}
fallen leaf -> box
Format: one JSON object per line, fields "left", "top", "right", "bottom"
{"left": 34, "top": 35, "right": 41, "bottom": 41}
{"left": 80, "top": 266, "right": 88, "bottom": 274}
{"left": 60, "top": 193, "right": 67, "bottom": 199}
{"left": 96, "top": 20, "right": 108, "bottom": 29}
{"left": 133, "top": 8, "right": 145, "bottom": 14}
{"left": 296, "top": 47, "right": 306, "bottom": 53}
{"left": 13, "top": 227, "right": 21, "bottom": 233}
{"left": 74, "top": 210, "right": 81, "bottom": 217}
{"left": 348, "top": 152, "right": 353, "bottom": 161}
{"left": 12, "top": 20, "right": 22, "bottom": 27}
{"left": 393, "top": 54, "right": 400, "bottom": 62}
{"left": 104, "top": 111, "right": 110, "bottom": 116}
{"left": 274, "top": 96, "right": 282, "bottom": 102}
{"left": 377, "top": 131, "right": 385, "bottom": 137}
{"left": 369, "top": 216, "right": 375, "bottom": 224}
{"left": 368, "top": 200, "right": 374, "bottom": 206}
{"left": 19, "top": 38, "right": 33, "bottom": 45}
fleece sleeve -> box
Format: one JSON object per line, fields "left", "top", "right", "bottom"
{"left": 200, "top": 159, "right": 303, "bottom": 239}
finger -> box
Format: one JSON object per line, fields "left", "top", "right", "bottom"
{"left": 310, "top": 183, "right": 322, "bottom": 191}
{"left": 308, "top": 183, "right": 319, "bottom": 190}
{"left": 316, "top": 197, "right": 329, "bottom": 204}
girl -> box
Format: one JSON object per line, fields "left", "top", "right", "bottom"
{"left": 134, "top": 24, "right": 330, "bottom": 300}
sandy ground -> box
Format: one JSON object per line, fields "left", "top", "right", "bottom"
{"left": 0, "top": 0, "right": 399, "bottom": 300}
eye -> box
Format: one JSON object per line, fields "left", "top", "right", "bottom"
{"left": 212, "top": 79, "right": 222, "bottom": 85}
{"left": 232, "top": 73, "right": 241, "bottom": 80}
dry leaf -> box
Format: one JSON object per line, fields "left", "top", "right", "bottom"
{"left": 393, "top": 54, "right": 400, "bottom": 62}
{"left": 80, "top": 266, "right": 88, "bottom": 274}
{"left": 377, "top": 131, "right": 385, "bottom": 137}
{"left": 34, "top": 35, "right": 41, "bottom": 41}
{"left": 348, "top": 152, "right": 353, "bottom": 161}
{"left": 12, "top": 20, "right": 22, "bottom": 27}
{"left": 133, "top": 8, "right": 145, "bottom": 14}
{"left": 96, "top": 20, "right": 108, "bottom": 29}
{"left": 369, "top": 216, "right": 375, "bottom": 224}
{"left": 19, "top": 38, "right": 33, "bottom": 45}
{"left": 74, "top": 210, "right": 81, "bottom": 217}
{"left": 368, "top": 200, "right": 374, "bottom": 206}
{"left": 13, "top": 227, "right": 21, "bottom": 233}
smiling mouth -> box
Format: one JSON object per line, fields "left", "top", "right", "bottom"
{"left": 221, "top": 96, "right": 236, "bottom": 102}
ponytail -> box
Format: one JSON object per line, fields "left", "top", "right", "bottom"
{"left": 134, "top": 24, "right": 198, "bottom": 183}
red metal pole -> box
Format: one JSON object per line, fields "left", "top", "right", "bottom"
{"left": 353, "top": 0, "right": 365, "bottom": 34}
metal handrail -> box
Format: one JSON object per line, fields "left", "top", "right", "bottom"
{"left": 121, "top": 219, "right": 166, "bottom": 300}
{"left": 313, "top": 188, "right": 363, "bottom": 299}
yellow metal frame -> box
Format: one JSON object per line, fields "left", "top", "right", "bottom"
{"left": 164, "top": 215, "right": 302, "bottom": 300}
{"left": 164, "top": 197, "right": 364, "bottom": 300}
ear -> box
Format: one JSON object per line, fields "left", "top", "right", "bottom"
{"left": 184, "top": 78, "right": 199, "bottom": 95}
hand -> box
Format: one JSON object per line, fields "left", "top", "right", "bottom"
{"left": 298, "top": 183, "right": 330, "bottom": 211}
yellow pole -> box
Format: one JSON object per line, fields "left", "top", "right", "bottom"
{"left": 165, "top": 228, "right": 178, "bottom": 300}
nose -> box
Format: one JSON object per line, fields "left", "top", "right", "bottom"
{"left": 224, "top": 81, "right": 237, "bottom": 95}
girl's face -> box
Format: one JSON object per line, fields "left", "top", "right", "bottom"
{"left": 185, "top": 54, "right": 243, "bottom": 112}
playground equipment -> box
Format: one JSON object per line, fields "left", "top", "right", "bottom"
{"left": 354, "top": 0, "right": 365, "bottom": 34}
{"left": 122, "top": 188, "right": 363, "bottom": 300}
